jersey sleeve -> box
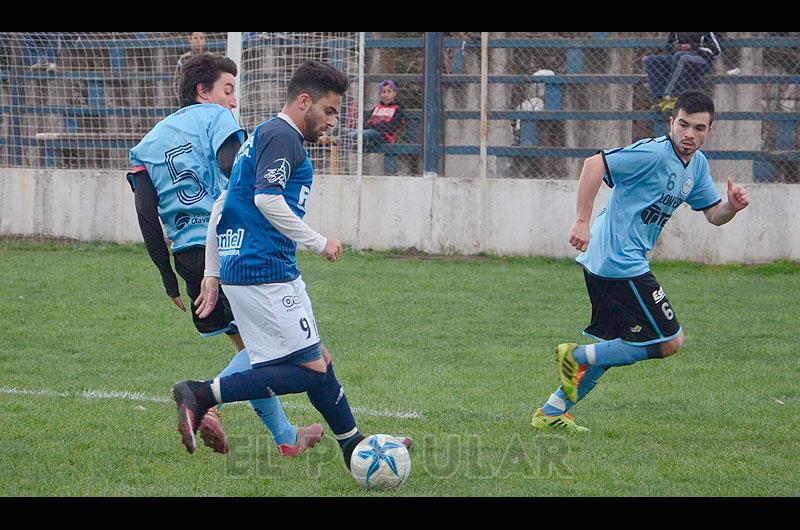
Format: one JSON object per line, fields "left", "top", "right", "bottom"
{"left": 686, "top": 155, "right": 721, "bottom": 211}
{"left": 127, "top": 141, "right": 148, "bottom": 191}
{"left": 254, "top": 129, "right": 304, "bottom": 196}
{"left": 600, "top": 141, "right": 664, "bottom": 188}
{"left": 207, "top": 105, "right": 245, "bottom": 155}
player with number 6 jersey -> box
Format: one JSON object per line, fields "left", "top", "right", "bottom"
{"left": 531, "top": 91, "right": 751, "bottom": 434}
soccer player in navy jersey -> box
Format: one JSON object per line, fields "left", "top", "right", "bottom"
{"left": 128, "top": 52, "right": 322, "bottom": 456}
{"left": 178, "top": 60, "right": 410, "bottom": 469}
{"left": 532, "top": 91, "right": 751, "bottom": 432}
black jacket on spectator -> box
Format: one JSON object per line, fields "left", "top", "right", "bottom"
{"left": 667, "top": 32, "right": 722, "bottom": 63}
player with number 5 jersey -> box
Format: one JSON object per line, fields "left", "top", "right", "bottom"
{"left": 128, "top": 52, "right": 322, "bottom": 458}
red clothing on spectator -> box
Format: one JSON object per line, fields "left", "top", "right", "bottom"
{"left": 365, "top": 100, "right": 406, "bottom": 143}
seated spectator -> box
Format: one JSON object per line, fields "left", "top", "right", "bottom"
{"left": 320, "top": 79, "right": 406, "bottom": 148}
{"left": 643, "top": 32, "right": 721, "bottom": 112}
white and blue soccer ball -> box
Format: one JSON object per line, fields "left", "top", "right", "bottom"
{"left": 350, "top": 434, "right": 411, "bottom": 490}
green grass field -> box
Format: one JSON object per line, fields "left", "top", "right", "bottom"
{"left": 1, "top": 239, "right": 798, "bottom": 496}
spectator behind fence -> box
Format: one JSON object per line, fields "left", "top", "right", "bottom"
{"left": 173, "top": 32, "right": 207, "bottom": 102}
{"left": 320, "top": 79, "right": 406, "bottom": 148}
{"left": 643, "top": 32, "right": 721, "bottom": 113}
{"left": 511, "top": 69, "right": 554, "bottom": 146}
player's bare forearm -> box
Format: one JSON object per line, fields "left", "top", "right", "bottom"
{"left": 704, "top": 202, "right": 738, "bottom": 226}
{"left": 569, "top": 155, "right": 605, "bottom": 251}
{"left": 575, "top": 154, "right": 606, "bottom": 223}
{"left": 704, "top": 178, "right": 751, "bottom": 226}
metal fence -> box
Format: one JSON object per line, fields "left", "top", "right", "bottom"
{"left": 1, "top": 32, "right": 797, "bottom": 182}
{"left": 364, "top": 31, "right": 799, "bottom": 183}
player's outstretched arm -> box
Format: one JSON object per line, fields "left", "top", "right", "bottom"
{"left": 703, "top": 177, "right": 751, "bottom": 226}
{"left": 253, "top": 194, "right": 342, "bottom": 262}
{"left": 570, "top": 154, "right": 606, "bottom": 252}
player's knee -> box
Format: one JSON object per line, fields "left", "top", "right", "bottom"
{"left": 320, "top": 343, "right": 331, "bottom": 365}
{"left": 301, "top": 358, "right": 328, "bottom": 373}
{"left": 659, "top": 332, "right": 684, "bottom": 357}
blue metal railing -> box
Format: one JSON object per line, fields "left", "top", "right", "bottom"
{"left": 3, "top": 33, "right": 798, "bottom": 179}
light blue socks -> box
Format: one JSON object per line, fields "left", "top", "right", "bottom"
{"left": 216, "top": 348, "right": 297, "bottom": 446}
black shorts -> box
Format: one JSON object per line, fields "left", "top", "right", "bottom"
{"left": 582, "top": 268, "right": 681, "bottom": 345}
{"left": 173, "top": 246, "right": 238, "bottom": 337}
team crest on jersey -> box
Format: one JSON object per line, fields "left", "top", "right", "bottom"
{"left": 681, "top": 175, "right": 694, "bottom": 196}
{"left": 263, "top": 158, "right": 291, "bottom": 188}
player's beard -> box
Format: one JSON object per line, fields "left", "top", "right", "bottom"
{"left": 303, "top": 112, "right": 323, "bottom": 143}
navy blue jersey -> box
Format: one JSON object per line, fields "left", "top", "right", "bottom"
{"left": 217, "top": 115, "right": 315, "bottom": 284}
{"left": 576, "top": 136, "right": 721, "bottom": 279}
{"left": 129, "top": 104, "right": 244, "bottom": 252}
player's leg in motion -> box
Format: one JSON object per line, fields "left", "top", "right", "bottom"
{"left": 533, "top": 341, "right": 662, "bottom": 433}
{"left": 215, "top": 346, "right": 298, "bottom": 445}
{"left": 558, "top": 340, "right": 664, "bottom": 403}
{"left": 196, "top": 339, "right": 302, "bottom": 455}
{"left": 534, "top": 272, "right": 684, "bottom": 432}
{"left": 173, "top": 348, "right": 365, "bottom": 467}
{"left": 189, "top": 282, "right": 305, "bottom": 454}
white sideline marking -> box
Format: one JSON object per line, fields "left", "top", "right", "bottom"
{"left": 0, "top": 386, "right": 424, "bottom": 420}
{"left": 0, "top": 386, "right": 169, "bottom": 403}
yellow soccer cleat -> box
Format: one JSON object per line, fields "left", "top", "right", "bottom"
{"left": 556, "top": 342, "right": 583, "bottom": 403}
{"left": 531, "top": 408, "right": 589, "bottom": 433}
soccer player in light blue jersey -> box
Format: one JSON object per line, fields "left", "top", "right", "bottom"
{"left": 128, "top": 53, "right": 322, "bottom": 456}
{"left": 177, "top": 61, "right": 411, "bottom": 470}
{"left": 532, "top": 91, "right": 751, "bottom": 432}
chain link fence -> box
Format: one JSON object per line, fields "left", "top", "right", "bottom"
{"left": 1, "top": 32, "right": 797, "bottom": 182}
{"left": 0, "top": 32, "right": 228, "bottom": 169}
{"left": 0, "top": 31, "right": 359, "bottom": 174}
{"left": 365, "top": 31, "right": 799, "bottom": 182}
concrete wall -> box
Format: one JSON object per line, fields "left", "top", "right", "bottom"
{"left": 2, "top": 168, "right": 798, "bottom": 264}
{"left": 0, "top": 169, "right": 142, "bottom": 243}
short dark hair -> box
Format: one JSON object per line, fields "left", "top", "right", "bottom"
{"left": 673, "top": 90, "right": 715, "bottom": 124}
{"left": 179, "top": 52, "right": 237, "bottom": 108}
{"left": 286, "top": 61, "right": 349, "bottom": 102}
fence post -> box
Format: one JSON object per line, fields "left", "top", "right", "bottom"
{"left": 423, "top": 32, "right": 442, "bottom": 177}
{"left": 356, "top": 32, "right": 365, "bottom": 180}
{"left": 355, "top": 32, "right": 366, "bottom": 250}
{"left": 480, "top": 33, "right": 489, "bottom": 180}
{"left": 225, "top": 32, "right": 242, "bottom": 123}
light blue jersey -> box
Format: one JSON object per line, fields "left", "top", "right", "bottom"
{"left": 217, "top": 116, "right": 315, "bottom": 285}
{"left": 576, "top": 136, "right": 721, "bottom": 279}
{"left": 128, "top": 104, "right": 244, "bottom": 252}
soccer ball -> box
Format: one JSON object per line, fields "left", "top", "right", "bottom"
{"left": 350, "top": 434, "right": 411, "bottom": 490}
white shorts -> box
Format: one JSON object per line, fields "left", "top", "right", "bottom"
{"left": 222, "top": 276, "right": 321, "bottom": 366}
